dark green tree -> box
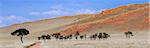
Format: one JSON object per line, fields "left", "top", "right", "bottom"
{"left": 11, "top": 28, "right": 30, "bottom": 43}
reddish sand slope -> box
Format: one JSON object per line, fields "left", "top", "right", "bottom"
{"left": 60, "top": 3, "right": 149, "bottom": 35}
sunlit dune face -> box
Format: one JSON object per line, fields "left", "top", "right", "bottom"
{"left": 60, "top": 4, "right": 149, "bottom": 34}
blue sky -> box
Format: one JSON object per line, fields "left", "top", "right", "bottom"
{"left": 0, "top": 0, "right": 148, "bottom": 27}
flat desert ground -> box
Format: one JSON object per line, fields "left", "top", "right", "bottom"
{"left": 0, "top": 31, "right": 149, "bottom": 48}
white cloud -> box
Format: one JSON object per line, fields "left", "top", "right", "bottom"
{"left": 29, "top": 10, "right": 63, "bottom": 18}
{"left": 29, "top": 4, "right": 65, "bottom": 16}
{"left": 5, "top": 15, "right": 31, "bottom": 22}
{"left": 29, "top": 3, "right": 105, "bottom": 18}
{"left": 0, "top": 15, "right": 31, "bottom": 28}
{"left": 29, "top": 4, "right": 105, "bottom": 18}
{"left": 42, "top": 10, "right": 62, "bottom": 15}
{"left": 74, "top": 9, "right": 97, "bottom": 14}
{"left": 29, "top": 9, "right": 104, "bottom": 17}
{"left": 6, "top": 15, "right": 20, "bottom": 20}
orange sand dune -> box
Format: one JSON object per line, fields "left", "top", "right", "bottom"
{"left": 60, "top": 4, "right": 149, "bottom": 35}
{"left": 0, "top": 3, "right": 149, "bottom": 36}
